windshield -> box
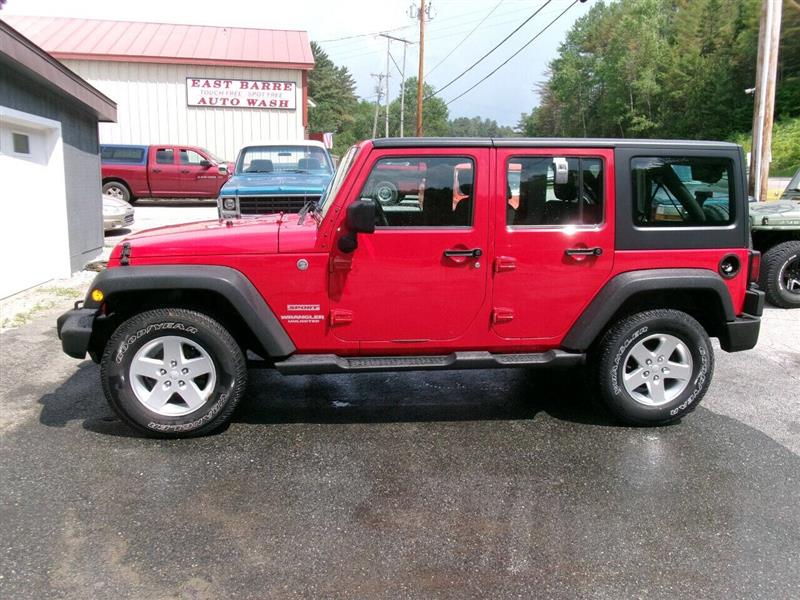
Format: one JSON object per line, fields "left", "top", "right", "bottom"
{"left": 236, "top": 145, "right": 333, "bottom": 175}
{"left": 320, "top": 145, "right": 359, "bottom": 217}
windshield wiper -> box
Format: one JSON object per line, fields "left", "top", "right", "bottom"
{"left": 297, "top": 197, "right": 318, "bottom": 225}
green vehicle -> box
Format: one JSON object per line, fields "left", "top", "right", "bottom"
{"left": 750, "top": 176, "right": 800, "bottom": 308}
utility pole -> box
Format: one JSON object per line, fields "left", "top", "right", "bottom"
{"left": 749, "top": 0, "right": 783, "bottom": 201}
{"left": 371, "top": 73, "right": 385, "bottom": 139}
{"left": 415, "top": 0, "right": 428, "bottom": 136}
{"left": 379, "top": 33, "right": 413, "bottom": 137}
{"left": 385, "top": 35, "right": 391, "bottom": 138}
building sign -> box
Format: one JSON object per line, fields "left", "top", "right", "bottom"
{"left": 186, "top": 78, "right": 296, "bottom": 109}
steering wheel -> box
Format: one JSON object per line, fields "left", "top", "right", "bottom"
{"left": 371, "top": 196, "right": 390, "bottom": 227}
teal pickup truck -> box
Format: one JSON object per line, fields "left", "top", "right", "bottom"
{"left": 217, "top": 141, "right": 334, "bottom": 218}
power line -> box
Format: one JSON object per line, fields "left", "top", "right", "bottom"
{"left": 426, "top": 0, "right": 554, "bottom": 99}
{"left": 316, "top": 24, "right": 413, "bottom": 43}
{"left": 444, "top": 0, "right": 580, "bottom": 106}
{"left": 426, "top": 0, "right": 505, "bottom": 77}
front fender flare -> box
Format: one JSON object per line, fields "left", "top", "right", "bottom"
{"left": 84, "top": 265, "right": 296, "bottom": 357}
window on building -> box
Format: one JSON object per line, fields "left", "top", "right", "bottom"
{"left": 507, "top": 157, "right": 604, "bottom": 226}
{"left": 631, "top": 157, "right": 734, "bottom": 226}
{"left": 358, "top": 156, "right": 475, "bottom": 227}
{"left": 12, "top": 133, "right": 30, "bottom": 155}
{"left": 155, "top": 148, "right": 174, "bottom": 164}
{"left": 180, "top": 149, "right": 205, "bottom": 165}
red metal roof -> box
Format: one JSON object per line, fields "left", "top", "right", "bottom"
{"left": 4, "top": 16, "right": 314, "bottom": 70}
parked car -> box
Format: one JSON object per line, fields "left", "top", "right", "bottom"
{"left": 58, "top": 138, "right": 763, "bottom": 438}
{"left": 217, "top": 141, "right": 334, "bottom": 218}
{"left": 102, "top": 194, "right": 134, "bottom": 232}
{"left": 101, "top": 144, "right": 233, "bottom": 203}
{"left": 750, "top": 198, "right": 800, "bottom": 308}
{"left": 780, "top": 168, "right": 800, "bottom": 201}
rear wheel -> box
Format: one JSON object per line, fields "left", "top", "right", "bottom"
{"left": 103, "top": 181, "right": 133, "bottom": 203}
{"left": 593, "top": 309, "right": 714, "bottom": 425}
{"left": 760, "top": 241, "right": 800, "bottom": 308}
{"left": 100, "top": 308, "right": 247, "bottom": 437}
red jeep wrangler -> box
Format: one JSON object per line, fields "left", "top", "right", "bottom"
{"left": 58, "top": 138, "right": 764, "bottom": 437}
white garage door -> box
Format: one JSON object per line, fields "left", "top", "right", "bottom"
{"left": 0, "top": 107, "right": 71, "bottom": 299}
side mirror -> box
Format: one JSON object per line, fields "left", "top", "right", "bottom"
{"left": 217, "top": 164, "right": 228, "bottom": 175}
{"left": 338, "top": 200, "right": 376, "bottom": 253}
{"left": 200, "top": 159, "right": 212, "bottom": 168}
{"left": 346, "top": 199, "right": 376, "bottom": 233}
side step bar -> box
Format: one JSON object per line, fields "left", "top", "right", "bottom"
{"left": 274, "top": 350, "right": 584, "bottom": 375}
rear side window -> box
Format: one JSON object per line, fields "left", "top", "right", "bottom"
{"left": 101, "top": 146, "right": 146, "bottom": 163}
{"left": 507, "top": 157, "right": 603, "bottom": 226}
{"left": 155, "top": 148, "right": 174, "bottom": 164}
{"left": 632, "top": 157, "right": 734, "bottom": 226}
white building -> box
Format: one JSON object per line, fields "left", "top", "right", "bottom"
{"left": 7, "top": 16, "right": 314, "bottom": 162}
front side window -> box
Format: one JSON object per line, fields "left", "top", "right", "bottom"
{"left": 360, "top": 156, "right": 475, "bottom": 227}
{"left": 507, "top": 157, "right": 603, "bottom": 226}
{"left": 632, "top": 156, "right": 734, "bottom": 226}
{"left": 180, "top": 149, "right": 205, "bottom": 165}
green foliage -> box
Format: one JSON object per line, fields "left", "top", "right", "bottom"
{"left": 448, "top": 115, "right": 517, "bottom": 137}
{"left": 386, "top": 77, "right": 450, "bottom": 137}
{"left": 527, "top": 0, "right": 800, "bottom": 142}
{"left": 307, "top": 42, "right": 358, "bottom": 142}
{"left": 733, "top": 117, "right": 800, "bottom": 177}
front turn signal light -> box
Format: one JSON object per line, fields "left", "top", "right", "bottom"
{"left": 91, "top": 289, "right": 104, "bottom": 302}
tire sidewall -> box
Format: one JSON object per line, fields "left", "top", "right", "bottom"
{"left": 604, "top": 315, "right": 712, "bottom": 423}
{"left": 103, "top": 182, "right": 130, "bottom": 203}
{"left": 102, "top": 312, "right": 243, "bottom": 436}
{"left": 776, "top": 249, "right": 800, "bottom": 306}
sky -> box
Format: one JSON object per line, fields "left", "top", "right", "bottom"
{"left": 2, "top": 0, "right": 592, "bottom": 126}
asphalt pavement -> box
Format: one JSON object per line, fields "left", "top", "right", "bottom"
{"left": 0, "top": 296, "right": 798, "bottom": 599}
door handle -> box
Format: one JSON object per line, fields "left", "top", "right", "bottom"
{"left": 152, "top": 168, "right": 162, "bottom": 173}
{"left": 180, "top": 169, "right": 190, "bottom": 174}
{"left": 443, "top": 248, "right": 483, "bottom": 258}
{"left": 565, "top": 247, "right": 603, "bottom": 257}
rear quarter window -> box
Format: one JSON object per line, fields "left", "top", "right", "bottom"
{"left": 101, "top": 146, "right": 146, "bottom": 164}
{"left": 632, "top": 156, "right": 734, "bottom": 227}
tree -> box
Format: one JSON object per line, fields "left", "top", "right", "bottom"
{"left": 307, "top": 42, "right": 358, "bottom": 138}
{"left": 386, "top": 77, "right": 450, "bottom": 137}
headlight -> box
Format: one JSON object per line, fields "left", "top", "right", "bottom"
{"left": 223, "top": 198, "right": 236, "bottom": 210}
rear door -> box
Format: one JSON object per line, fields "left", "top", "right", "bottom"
{"left": 179, "top": 148, "right": 224, "bottom": 197}
{"left": 148, "top": 147, "right": 182, "bottom": 196}
{"left": 491, "top": 147, "right": 615, "bottom": 342}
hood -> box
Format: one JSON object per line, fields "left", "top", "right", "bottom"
{"left": 102, "top": 194, "right": 132, "bottom": 212}
{"left": 222, "top": 171, "right": 332, "bottom": 196}
{"left": 749, "top": 200, "right": 800, "bottom": 227}
{"left": 109, "top": 215, "right": 283, "bottom": 263}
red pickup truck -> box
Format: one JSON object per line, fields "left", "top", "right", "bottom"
{"left": 101, "top": 144, "right": 233, "bottom": 203}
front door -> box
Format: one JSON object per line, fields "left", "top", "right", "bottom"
{"left": 179, "top": 148, "right": 223, "bottom": 197}
{"left": 329, "top": 149, "right": 490, "bottom": 344}
{"left": 492, "top": 148, "right": 615, "bottom": 342}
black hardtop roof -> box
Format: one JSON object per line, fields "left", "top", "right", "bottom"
{"left": 370, "top": 137, "right": 741, "bottom": 150}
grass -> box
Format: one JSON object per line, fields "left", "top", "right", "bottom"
{"left": 733, "top": 116, "right": 800, "bottom": 179}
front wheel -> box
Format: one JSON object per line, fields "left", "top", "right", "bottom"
{"left": 760, "top": 241, "right": 800, "bottom": 308}
{"left": 100, "top": 308, "right": 247, "bottom": 437}
{"left": 592, "top": 309, "right": 714, "bottom": 425}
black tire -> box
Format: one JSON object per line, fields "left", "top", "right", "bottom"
{"left": 592, "top": 309, "right": 714, "bottom": 426}
{"left": 100, "top": 308, "right": 247, "bottom": 438}
{"left": 103, "top": 181, "right": 133, "bottom": 203}
{"left": 759, "top": 241, "right": 800, "bottom": 309}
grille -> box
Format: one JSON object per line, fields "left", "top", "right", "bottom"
{"left": 123, "top": 214, "right": 134, "bottom": 225}
{"left": 238, "top": 196, "right": 319, "bottom": 215}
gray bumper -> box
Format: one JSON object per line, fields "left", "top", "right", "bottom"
{"left": 56, "top": 306, "right": 98, "bottom": 359}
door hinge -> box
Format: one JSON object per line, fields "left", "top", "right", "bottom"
{"left": 329, "top": 309, "right": 353, "bottom": 326}
{"left": 329, "top": 255, "right": 352, "bottom": 272}
{"left": 494, "top": 256, "right": 516, "bottom": 273}
{"left": 491, "top": 308, "right": 515, "bottom": 324}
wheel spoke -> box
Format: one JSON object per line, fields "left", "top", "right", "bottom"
{"left": 666, "top": 361, "right": 693, "bottom": 382}
{"left": 143, "top": 384, "right": 175, "bottom": 411}
{"left": 646, "top": 381, "right": 667, "bottom": 405}
{"left": 179, "top": 381, "right": 207, "bottom": 409}
{"left": 183, "top": 355, "right": 214, "bottom": 377}
{"left": 656, "top": 335, "right": 681, "bottom": 360}
{"left": 131, "top": 357, "right": 163, "bottom": 379}
{"left": 161, "top": 338, "right": 184, "bottom": 367}
{"left": 629, "top": 344, "right": 654, "bottom": 367}
{"left": 624, "top": 367, "right": 649, "bottom": 391}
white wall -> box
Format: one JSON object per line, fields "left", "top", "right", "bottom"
{"left": 64, "top": 60, "right": 305, "bottom": 162}
{"left": 0, "top": 107, "right": 71, "bottom": 299}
